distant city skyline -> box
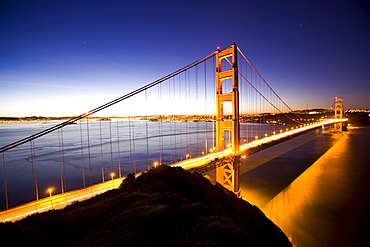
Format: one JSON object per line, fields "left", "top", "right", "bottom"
{"left": 1, "top": 1, "right": 369, "bottom": 117}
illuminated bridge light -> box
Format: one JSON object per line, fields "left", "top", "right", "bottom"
{"left": 255, "top": 136, "right": 258, "bottom": 140}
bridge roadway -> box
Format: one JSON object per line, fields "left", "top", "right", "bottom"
{"left": 0, "top": 119, "right": 346, "bottom": 222}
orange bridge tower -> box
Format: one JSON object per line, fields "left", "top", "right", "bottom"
{"left": 215, "top": 44, "right": 241, "bottom": 197}
{"left": 334, "top": 97, "right": 343, "bottom": 132}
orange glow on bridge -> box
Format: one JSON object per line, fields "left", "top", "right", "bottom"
{"left": 172, "top": 119, "right": 347, "bottom": 170}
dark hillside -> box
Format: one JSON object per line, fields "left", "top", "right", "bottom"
{"left": 0, "top": 166, "right": 291, "bottom": 246}
{"left": 348, "top": 112, "right": 370, "bottom": 126}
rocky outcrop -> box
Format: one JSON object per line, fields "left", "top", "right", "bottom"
{"left": 0, "top": 166, "right": 291, "bottom": 246}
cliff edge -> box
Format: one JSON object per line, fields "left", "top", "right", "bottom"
{"left": 0, "top": 166, "right": 291, "bottom": 246}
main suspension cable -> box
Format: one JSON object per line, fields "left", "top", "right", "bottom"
{"left": 1, "top": 50, "right": 217, "bottom": 153}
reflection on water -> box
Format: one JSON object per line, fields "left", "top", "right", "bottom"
{"left": 248, "top": 127, "right": 370, "bottom": 246}
{"left": 262, "top": 149, "right": 338, "bottom": 246}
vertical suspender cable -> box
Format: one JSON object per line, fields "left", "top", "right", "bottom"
{"left": 185, "top": 70, "right": 188, "bottom": 158}
{"left": 109, "top": 120, "right": 114, "bottom": 175}
{"left": 99, "top": 121, "right": 105, "bottom": 182}
{"left": 58, "top": 128, "right": 65, "bottom": 194}
{"left": 187, "top": 70, "right": 191, "bottom": 158}
{"left": 128, "top": 114, "right": 133, "bottom": 173}
{"left": 86, "top": 118, "right": 92, "bottom": 187}
{"left": 212, "top": 56, "right": 215, "bottom": 150}
{"left": 158, "top": 83, "right": 163, "bottom": 165}
{"left": 2, "top": 153, "right": 8, "bottom": 209}
{"left": 173, "top": 77, "right": 177, "bottom": 161}
{"left": 204, "top": 60, "right": 208, "bottom": 154}
{"left": 30, "top": 140, "right": 39, "bottom": 200}
{"left": 170, "top": 78, "right": 174, "bottom": 164}
{"left": 145, "top": 89, "right": 150, "bottom": 170}
{"left": 179, "top": 74, "right": 183, "bottom": 161}
{"left": 132, "top": 114, "right": 136, "bottom": 174}
{"left": 116, "top": 119, "right": 122, "bottom": 178}
{"left": 196, "top": 65, "right": 199, "bottom": 157}
{"left": 79, "top": 120, "right": 86, "bottom": 188}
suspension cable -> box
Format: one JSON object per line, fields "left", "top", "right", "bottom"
{"left": 237, "top": 46, "right": 303, "bottom": 121}
{"left": 0, "top": 50, "right": 217, "bottom": 153}
{"left": 239, "top": 71, "right": 303, "bottom": 124}
{"left": 224, "top": 55, "right": 304, "bottom": 125}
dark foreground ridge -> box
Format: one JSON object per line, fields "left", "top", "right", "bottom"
{"left": 0, "top": 166, "right": 291, "bottom": 246}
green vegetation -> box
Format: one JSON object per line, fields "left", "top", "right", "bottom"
{"left": 0, "top": 166, "right": 291, "bottom": 246}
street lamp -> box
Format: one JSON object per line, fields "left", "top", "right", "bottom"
{"left": 110, "top": 173, "right": 115, "bottom": 189}
{"left": 48, "top": 188, "right": 53, "bottom": 208}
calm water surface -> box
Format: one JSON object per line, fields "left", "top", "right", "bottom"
{"left": 238, "top": 126, "right": 370, "bottom": 246}
{"left": 0, "top": 121, "right": 285, "bottom": 209}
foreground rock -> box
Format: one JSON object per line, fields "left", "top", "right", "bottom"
{"left": 0, "top": 166, "right": 291, "bottom": 246}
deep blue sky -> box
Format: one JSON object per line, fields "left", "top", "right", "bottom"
{"left": 1, "top": 0, "right": 369, "bottom": 116}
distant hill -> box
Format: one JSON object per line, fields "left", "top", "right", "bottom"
{"left": 348, "top": 112, "right": 370, "bottom": 126}
{"left": 0, "top": 166, "right": 292, "bottom": 246}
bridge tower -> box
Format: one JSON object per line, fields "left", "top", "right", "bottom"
{"left": 215, "top": 44, "right": 241, "bottom": 197}
{"left": 334, "top": 97, "right": 343, "bottom": 132}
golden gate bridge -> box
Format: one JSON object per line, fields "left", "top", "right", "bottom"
{"left": 0, "top": 44, "right": 346, "bottom": 221}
